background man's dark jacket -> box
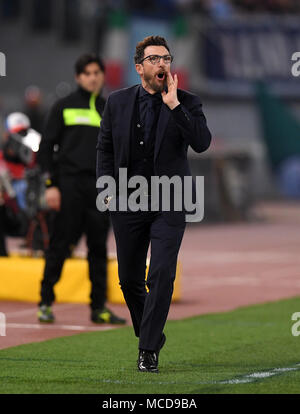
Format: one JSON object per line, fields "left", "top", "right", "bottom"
{"left": 38, "top": 87, "right": 106, "bottom": 183}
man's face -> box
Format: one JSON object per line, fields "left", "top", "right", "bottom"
{"left": 75, "top": 62, "right": 105, "bottom": 94}
{"left": 135, "top": 45, "right": 171, "bottom": 94}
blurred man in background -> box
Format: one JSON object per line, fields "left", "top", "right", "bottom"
{"left": 37, "top": 53, "right": 126, "bottom": 325}
{"left": 23, "top": 85, "right": 46, "bottom": 134}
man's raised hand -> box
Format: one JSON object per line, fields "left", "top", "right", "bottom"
{"left": 161, "top": 71, "right": 180, "bottom": 110}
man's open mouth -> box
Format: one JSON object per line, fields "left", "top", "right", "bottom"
{"left": 156, "top": 72, "right": 165, "bottom": 81}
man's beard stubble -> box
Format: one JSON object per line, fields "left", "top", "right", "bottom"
{"left": 144, "top": 72, "right": 167, "bottom": 93}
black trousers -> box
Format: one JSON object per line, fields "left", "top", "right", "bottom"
{"left": 39, "top": 174, "right": 110, "bottom": 310}
{"left": 110, "top": 209, "right": 186, "bottom": 351}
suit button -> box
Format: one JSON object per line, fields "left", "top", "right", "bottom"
{"left": 143, "top": 158, "right": 147, "bottom": 162}
{"left": 139, "top": 141, "right": 144, "bottom": 145}
{"left": 137, "top": 123, "right": 141, "bottom": 128}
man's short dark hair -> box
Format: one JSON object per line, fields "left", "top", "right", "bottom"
{"left": 134, "top": 36, "right": 171, "bottom": 64}
{"left": 75, "top": 53, "right": 105, "bottom": 75}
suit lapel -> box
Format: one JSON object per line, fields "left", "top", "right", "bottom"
{"left": 154, "top": 103, "right": 171, "bottom": 162}
{"left": 121, "top": 85, "right": 139, "bottom": 166}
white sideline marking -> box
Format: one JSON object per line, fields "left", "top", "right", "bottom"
{"left": 4, "top": 308, "right": 40, "bottom": 317}
{"left": 4, "top": 303, "right": 78, "bottom": 318}
{"left": 217, "top": 365, "right": 300, "bottom": 385}
{"left": 98, "top": 364, "right": 300, "bottom": 386}
{"left": 6, "top": 323, "right": 114, "bottom": 332}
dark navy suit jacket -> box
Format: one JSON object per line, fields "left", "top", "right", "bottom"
{"left": 96, "top": 84, "right": 212, "bottom": 226}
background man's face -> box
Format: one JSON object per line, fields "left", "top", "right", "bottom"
{"left": 136, "top": 45, "right": 171, "bottom": 94}
{"left": 76, "top": 62, "right": 105, "bottom": 94}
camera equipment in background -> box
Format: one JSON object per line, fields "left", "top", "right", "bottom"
{"left": 2, "top": 124, "right": 49, "bottom": 255}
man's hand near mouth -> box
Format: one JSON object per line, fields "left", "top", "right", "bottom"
{"left": 161, "top": 71, "right": 180, "bottom": 110}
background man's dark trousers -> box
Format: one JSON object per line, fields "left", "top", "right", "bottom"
{"left": 40, "top": 174, "right": 110, "bottom": 310}
{"left": 110, "top": 209, "right": 185, "bottom": 351}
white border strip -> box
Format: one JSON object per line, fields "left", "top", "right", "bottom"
{"left": 5, "top": 323, "right": 114, "bottom": 332}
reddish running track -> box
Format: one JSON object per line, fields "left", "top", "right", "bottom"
{"left": 0, "top": 201, "right": 300, "bottom": 350}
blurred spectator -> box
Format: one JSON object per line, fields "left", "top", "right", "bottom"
{"left": 1, "top": 112, "right": 31, "bottom": 184}
{"left": 62, "top": 0, "right": 81, "bottom": 41}
{"left": 126, "top": 0, "right": 300, "bottom": 14}
{"left": 23, "top": 86, "right": 46, "bottom": 134}
{"left": 93, "top": 0, "right": 110, "bottom": 53}
{"left": 128, "top": 0, "right": 178, "bottom": 17}
{"left": 0, "top": 164, "right": 8, "bottom": 256}
{"left": 0, "top": 112, "right": 44, "bottom": 249}
{"left": 278, "top": 156, "right": 300, "bottom": 199}
{"left": 0, "top": 143, "right": 20, "bottom": 253}
{"left": 31, "top": 0, "right": 53, "bottom": 31}
{"left": 1, "top": 112, "right": 40, "bottom": 212}
{"left": 1, "top": 0, "right": 20, "bottom": 19}
{"left": 203, "top": 0, "right": 234, "bottom": 19}
{"left": 232, "top": 0, "right": 299, "bottom": 13}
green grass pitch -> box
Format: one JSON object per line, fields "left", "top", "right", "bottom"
{"left": 0, "top": 297, "right": 300, "bottom": 394}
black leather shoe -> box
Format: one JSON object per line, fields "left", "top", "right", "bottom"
{"left": 137, "top": 350, "right": 159, "bottom": 373}
{"left": 137, "top": 334, "right": 166, "bottom": 373}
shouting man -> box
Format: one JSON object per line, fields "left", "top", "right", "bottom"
{"left": 96, "top": 36, "right": 211, "bottom": 372}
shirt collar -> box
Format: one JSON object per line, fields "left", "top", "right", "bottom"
{"left": 138, "top": 84, "right": 163, "bottom": 100}
{"left": 77, "top": 85, "right": 100, "bottom": 98}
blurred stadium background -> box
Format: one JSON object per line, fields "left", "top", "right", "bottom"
{"left": 0, "top": 0, "right": 300, "bottom": 354}
{"left": 1, "top": 0, "right": 300, "bottom": 227}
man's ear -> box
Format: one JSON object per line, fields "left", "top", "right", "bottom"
{"left": 135, "top": 64, "right": 143, "bottom": 76}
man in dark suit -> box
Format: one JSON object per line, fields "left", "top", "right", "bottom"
{"left": 96, "top": 36, "right": 211, "bottom": 373}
